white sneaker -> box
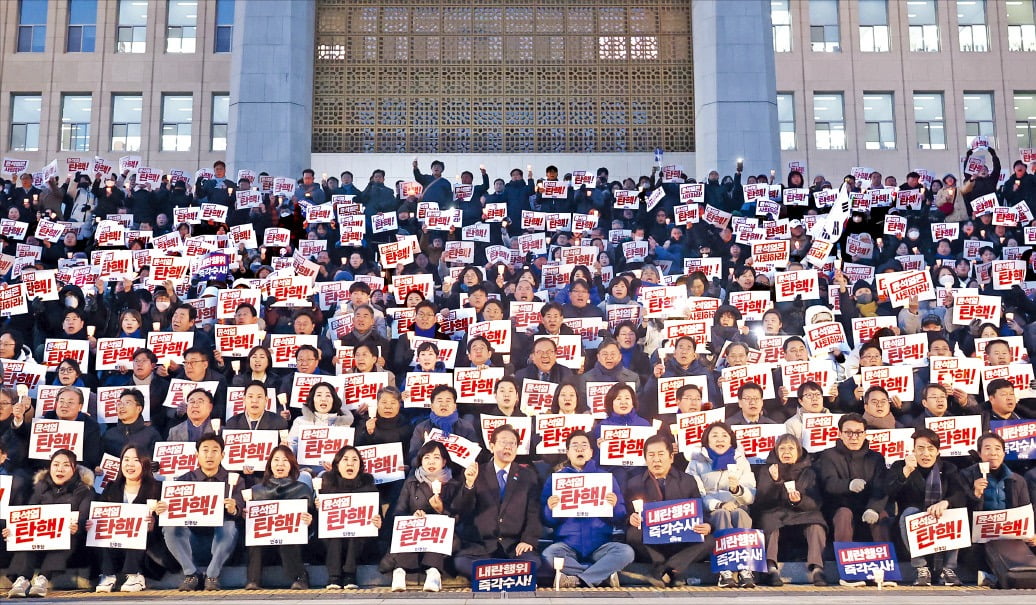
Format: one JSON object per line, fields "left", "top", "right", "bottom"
{"left": 8, "top": 576, "right": 30, "bottom": 598}
{"left": 608, "top": 572, "right": 620, "bottom": 588}
{"left": 423, "top": 568, "right": 441, "bottom": 592}
{"left": 391, "top": 568, "right": 406, "bottom": 592}
{"left": 28, "top": 575, "right": 48, "bottom": 598}
{"left": 325, "top": 583, "right": 342, "bottom": 590}
{"left": 96, "top": 575, "right": 117, "bottom": 593}
{"left": 120, "top": 574, "right": 146, "bottom": 592}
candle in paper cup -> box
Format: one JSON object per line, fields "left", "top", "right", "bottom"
{"left": 86, "top": 325, "right": 95, "bottom": 337}
{"left": 277, "top": 393, "right": 288, "bottom": 408}
{"left": 241, "top": 488, "right": 252, "bottom": 502}
{"left": 210, "top": 419, "right": 221, "bottom": 433}
{"left": 669, "top": 424, "right": 679, "bottom": 437}
{"left": 431, "top": 479, "right": 442, "bottom": 495}
{"left": 68, "top": 515, "right": 78, "bottom": 528}
{"left": 872, "top": 567, "right": 884, "bottom": 588}
{"left": 278, "top": 429, "right": 289, "bottom": 442}
{"left": 784, "top": 481, "right": 796, "bottom": 493}
{"left": 16, "top": 385, "right": 28, "bottom": 398}
{"left": 726, "top": 464, "right": 738, "bottom": 475}
{"left": 312, "top": 478, "right": 322, "bottom": 493}
{"left": 632, "top": 499, "right": 644, "bottom": 514}
{"left": 978, "top": 462, "right": 990, "bottom": 476}
{"left": 146, "top": 499, "right": 157, "bottom": 512}
{"left": 227, "top": 472, "right": 240, "bottom": 487}
{"left": 553, "top": 557, "right": 565, "bottom": 571}
{"left": 231, "top": 360, "right": 240, "bottom": 372}
{"left": 257, "top": 330, "right": 266, "bottom": 341}
{"left": 152, "top": 322, "right": 160, "bottom": 331}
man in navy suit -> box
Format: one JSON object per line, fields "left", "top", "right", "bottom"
{"left": 452, "top": 424, "right": 543, "bottom": 579}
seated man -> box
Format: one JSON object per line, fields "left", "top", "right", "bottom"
{"left": 167, "top": 389, "right": 219, "bottom": 442}
{"left": 625, "top": 434, "right": 714, "bottom": 587}
{"left": 816, "top": 413, "right": 891, "bottom": 544}
{"left": 224, "top": 381, "right": 288, "bottom": 431}
{"left": 155, "top": 434, "right": 244, "bottom": 591}
{"left": 726, "top": 382, "right": 777, "bottom": 425}
{"left": 883, "top": 428, "right": 965, "bottom": 586}
{"left": 541, "top": 430, "right": 633, "bottom": 588}
{"left": 453, "top": 425, "right": 544, "bottom": 579}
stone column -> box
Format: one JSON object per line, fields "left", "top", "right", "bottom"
{"left": 228, "top": 0, "right": 315, "bottom": 176}
{"left": 692, "top": 0, "right": 780, "bottom": 179}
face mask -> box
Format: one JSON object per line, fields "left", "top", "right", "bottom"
{"left": 856, "top": 292, "right": 874, "bottom": 304}
{"left": 64, "top": 296, "right": 78, "bottom": 308}
{"left": 939, "top": 275, "right": 955, "bottom": 287}
{"left": 155, "top": 301, "right": 170, "bottom": 312}
{"left": 907, "top": 229, "right": 920, "bottom": 240}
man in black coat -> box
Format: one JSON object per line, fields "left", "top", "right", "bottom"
{"left": 816, "top": 413, "right": 890, "bottom": 543}
{"left": 624, "top": 434, "right": 714, "bottom": 587}
{"left": 12, "top": 386, "right": 101, "bottom": 469}
{"left": 452, "top": 424, "right": 544, "bottom": 580}
{"left": 224, "top": 381, "right": 288, "bottom": 431}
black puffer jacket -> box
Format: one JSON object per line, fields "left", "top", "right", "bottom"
{"left": 815, "top": 440, "right": 888, "bottom": 515}
{"left": 754, "top": 449, "right": 826, "bottom": 531}
{"left": 29, "top": 465, "right": 95, "bottom": 530}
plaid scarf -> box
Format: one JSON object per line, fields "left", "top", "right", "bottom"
{"left": 923, "top": 462, "right": 943, "bottom": 508}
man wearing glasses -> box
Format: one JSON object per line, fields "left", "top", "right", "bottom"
{"left": 11, "top": 385, "right": 101, "bottom": 469}
{"left": 175, "top": 347, "right": 228, "bottom": 420}
{"left": 816, "top": 413, "right": 890, "bottom": 544}
{"left": 783, "top": 381, "right": 830, "bottom": 440}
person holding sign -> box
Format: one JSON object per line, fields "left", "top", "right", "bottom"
{"left": 100, "top": 389, "right": 159, "bottom": 458}
{"left": 156, "top": 434, "right": 244, "bottom": 592}
{"left": 13, "top": 385, "right": 101, "bottom": 469}
{"left": 407, "top": 386, "right": 478, "bottom": 468}
{"left": 167, "top": 389, "right": 218, "bottom": 443}
{"left": 103, "top": 349, "right": 171, "bottom": 436}
{"left": 754, "top": 434, "right": 828, "bottom": 587}
{"left": 541, "top": 430, "right": 633, "bottom": 588}
{"left": 452, "top": 425, "right": 543, "bottom": 581}
{"left": 380, "top": 441, "right": 463, "bottom": 592}
{"left": 625, "top": 434, "right": 714, "bottom": 587}
{"left": 319, "top": 445, "right": 382, "bottom": 590}
{"left": 816, "top": 413, "right": 891, "bottom": 544}
{"left": 4, "top": 449, "right": 93, "bottom": 599}
{"left": 243, "top": 446, "right": 314, "bottom": 590}
{"left": 959, "top": 433, "right": 1036, "bottom": 588}
{"left": 92, "top": 445, "right": 161, "bottom": 592}
{"left": 685, "top": 422, "right": 757, "bottom": 587}
{"left": 230, "top": 346, "right": 280, "bottom": 390}
{"left": 883, "top": 428, "right": 966, "bottom": 586}
{"left": 287, "top": 382, "right": 354, "bottom": 470}
{"left": 226, "top": 381, "right": 289, "bottom": 432}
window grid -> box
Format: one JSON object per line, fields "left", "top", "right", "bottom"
{"left": 111, "top": 94, "right": 142, "bottom": 152}
{"left": 963, "top": 92, "right": 994, "bottom": 148}
{"left": 863, "top": 93, "right": 895, "bottom": 150}
{"left": 771, "top": 0, "right": 792, "bottom": 53}
{"left": 312, "top": 0, "right": 694, "bottom": 154}
{"left": 908, "top": 0, "right": 939, "bottom": 52}
{"left": 161, "top": 94, "right": 193, "bottom": 152}
{"left": 1014, "top": 92, "right": 1036, "bottom": 149}
{"left": 17, "top": 0, "right": 47, "bottom": 53}
{"left": 1007, "top": 0, "right": 1036, "bottom": 51}
{"left": 777, "top": 93, "right": 795, "bottom": 150}
{"left": 813, "top": 93, "right": 846, "bottom": 151}
{"left": 60, "top": 95, "right": 92, "bottom": 152}
{"left": 214, "top": 0, "right": 234, "bottom": 53}
{"left": 10, "top": 94, "right": 42, "bottom": 152}
{"left": 914, "top": 92, "right": 946, "bottom": 150}
{"left": 211, "top": 94, "right": 229, "bottom": 151}
{"left": 166, "top": 0, "right": 198, "bottom": 53}
{"left": 116, "top": 0, "right": 147, "bottom": 53}
{"left": 67, "top": 0, "right": 97, "bottom": 53}
{"left": 958, "top": 0, "right": 988, "bottom": 52}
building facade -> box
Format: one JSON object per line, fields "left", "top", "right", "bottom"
{"left": 30, "top": 1, "right": 1036, "bottom": 186}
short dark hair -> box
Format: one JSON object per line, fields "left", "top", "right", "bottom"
{"left": 489, "top": 423, "right": 520, "bottom": 444}
{"left": 119, "top": 388, "right": 145, "bottom": 408}
{"left": 986, "top": 378, "right": 1014, "bottom": 397}
{"left": 429, "top": 384, "right": 457, "bottom": 403}
{"left": 911, "top": 428, "right": 941, "bottom": 449}
{"left": 565, "top": 429, "right": 592, "bottom": 449}
{"left": 172, "top": 303, "right": 197, "bottom": 321}
{"left": 196, "top": 433, "right": 225, "bottom": 451}
{"left": 737, "top": 382, "right": 764, "bottom": 399}
{"left": 838, "top": 412, "right": 866, "bottom": 430}
{"left": 263, "top": 445, "right": 300, "bottom": 481}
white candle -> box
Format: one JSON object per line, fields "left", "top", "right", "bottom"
{"left": 86, "top": 325, "right": 95, "bottom": 337}
{"left": 553, "top": 557, "right": 565, "bottom": 571}
{"left": 16, "top": 385, "right": 28, "bottom": 398}
{"left": 231, "top": 360, "right": 240, "bottom": 372}
{"left": 152, "top": 322, "right": 161, "bottom": 331}
{"left": 210, "top": 419, "right": 221, "bottom": 433}
{"left": 783, "top": 481, "right": 796, "bottom": 493}
{"left": 241, "top": 488, "right": 252, "bottom": 502}
{"left": 978, "top": 462, "right": 990, "bottom": 477}
{"left": 312, "top": 478, "right": 322, "bottom": 493}
{"left": 146, "top": 499, "right": 157, "bottom": 512}
{"left": 632, "top": 499, "right": 643, "bottom": 513}
{"left": 227, "top": 472, "right": 239, "bottom": 487}
{"left": 431, "top": 479, "right": 442, "bottom": 495}
{"left": 277, "top": 393, "right": 288, "bottom": 409}
{"left": 278, "top": 429, "right": 289, "bottom": 442}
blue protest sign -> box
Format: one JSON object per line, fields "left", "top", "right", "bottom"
{"left": 991, "top": 420, "right": 1036, "bottom": 460}
{"left": 471, "top": 559, "right": 537, "bottom": 592}
{"left": 710, "top": 528, "right": 767, "bottom": 573}
{"left": 834, "top": 542, "right": 903, "bottom": 582}
{"left": 643, "top": 498, "right": 703, "bottom": 544}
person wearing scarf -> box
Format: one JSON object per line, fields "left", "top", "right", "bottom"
{"left": 244, "top": 446, "right": 314, "bottom": 590}
{"left": 685, "top": 422, "right": 757, "bottom": 587}
{"left": 379, "top": 441, "right": 463, "bottom": 592}
{"left": 593, "top": 383, "right": 651, "bottom": 487}
{"left": 883, "top": 428, "right": 965, "bottom": 586}
{"left": 115, "top": 309, "right": 144, "bottom": 339}
{"left": 319, "top": 446, "right": 382, "bottom": 590}
{"left": 755, "top": 435, "right": 828, "bottom": 587}
{"left": 582, "top": 339, "right": 642, "bottom": 392}
{"left": 862, "top": 386, "right": 904, "bottom": 429}
{"left": 408, "top": 385, "right": 478, "bottom": 468}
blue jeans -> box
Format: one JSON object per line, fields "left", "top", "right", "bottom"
{"left": 542, "top": 541, "right": 634, "bottom": 587}
{"left": 898, "top": 507, "right": 958, "bottom": 569}
{"left": 163, "top": 521, "right": 239, "bottom": 578}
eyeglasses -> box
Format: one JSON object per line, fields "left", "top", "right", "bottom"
{"left": 842, "top": 430, "right": 866, "bottom": 438}
{"left": 57, "top": 367, "right": 77, "bottom": 374}
{"left": 184, "top": 360, "right": 206, "bottom": 366}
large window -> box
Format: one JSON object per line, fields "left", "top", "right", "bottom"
{"left": 214, "top": 0, "right": 234, "bottom": 53}
{"left": 859, "top": 0, "right": 890, "bottom": 52}
{"left": 908, "top": 0, "right": 939, "bottom": 52}
{"left": 958, "top": 0, "right": 988, "bottom": 52}
{"left": 863, "top": 93, "right": 895, "bottom": 150}
{"left": 771, "top": 0, "right": 792, "bottom": 53}
{"left": 963, "top": 92, "right": 995, "bottom": 147}
{"left": 111, "top": 94, "right": 142, "bottom": 152}
{"left": 211, "top": 94, "right": 229, "bottom": 151}
{"left": 914, "top": 92, "right": 946, "bottom": 149}
{"left": 60, "top": 94, "right": 92, "bottom": 152}
{"left": 116, "top": 0, "right": 147, "bottom": 53}
{"left": 777, "top": 93, "right": 796, "bottom": 150}
{"left": 1014, "top": 92, "right": 1036, "bottom": 148}
{"left": 10, "top": 95, "right": 42, "bottom": 152}
{"left": 813, "top": 93, "right": 846, "bottom": 150}
{"left": 809, "top": 0, "right": 840, "bottom": 52}
{"left": 66, "top": 0, "right": 96, "bottom": 52}
{"left": 17, "top": 0, "right": 47, "bottom": 53}
{"left": 166, "top": 0, "right": 197, "bottom": 53}
{"left": 161, "top": 94, "right": 192, "bottom": 151}
{"left": 1007, "top": 0, "right": 1036, "bottom": 52}
{"left": 312, "top": 2, "right": 694, "bottom": 154}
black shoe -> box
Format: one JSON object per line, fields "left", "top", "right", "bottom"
{"left": 290, "top": 579, "right": 309, "bottom": 590}
{"left": 810, "top": 567, "right": 827, "bottom": 587}
{"left": 770, "top": 571, "right": 784, "bottom": 587}
{"left": 204, "top": 576, "right": 220, "bottom": 591}
{"left": 739, "top": 570, "right": 756, "bottom": 588}
{"left": 342, "top": 574, "right": 358, "bottom": 590}
{"left": 244, "top": 582, "right": 260, "bottom": 591}
{"left": 178, "top": 574, "right": 202, "bottom": 592}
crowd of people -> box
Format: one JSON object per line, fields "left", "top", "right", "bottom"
{"left": 0, "top": 146, "right": 1033, "bottom": 595}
